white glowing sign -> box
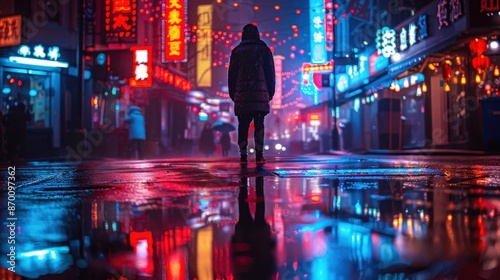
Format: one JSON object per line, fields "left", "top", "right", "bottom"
{"left": 376, "top": 27, "right": 396, "bottom": 58}
{"left": 17, "top": 44, "right": 61, "bottom": 61}
{"left": 377, "top": 15, "right": 429, "bottom": 56}
{"left": 130, "top": 46, "right": 152, "bottom": 87}
{"left": 400, "top": 27, "right": 408, "bottom": 51}
{"left": 408, "top": 23, "right": 417, "bottom": 46}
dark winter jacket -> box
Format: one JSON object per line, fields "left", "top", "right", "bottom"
{"left": 228, "top": 39, "right": 275, "bottom": 116}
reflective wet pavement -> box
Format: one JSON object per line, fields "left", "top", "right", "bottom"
{"left": 1, "top": 155, "right": 500, "bottom": 279}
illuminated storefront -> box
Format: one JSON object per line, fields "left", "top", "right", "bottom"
{"left": 337, "top": 0, "right": 500, "bottom": 152}
{"left": 0, "top": 43, "right": 82, "bottom": 157}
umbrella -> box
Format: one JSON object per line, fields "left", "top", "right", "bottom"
{"left": 212, "top": 121, "right": 236, "bottom": 133}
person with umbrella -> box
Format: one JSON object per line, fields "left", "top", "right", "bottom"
{"left": 228, "top": 23, "right": 275, "bottom": 165}
{"left": 212, "top": 121, "right": 236, "bottom": 157}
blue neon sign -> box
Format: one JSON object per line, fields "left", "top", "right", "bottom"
{"left": 310, "top": 0, "right": 327, "bottom": 64}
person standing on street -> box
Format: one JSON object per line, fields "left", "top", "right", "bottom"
{"left": 220, "top": 132, "right": 231, "bottom": 157}
{"left": 228, "top": 23, "right": 275, "bottom": 165}
{"left": 124, "top": 105, "right": 146, "bottom": 160}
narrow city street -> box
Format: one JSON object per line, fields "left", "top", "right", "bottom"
{"left": 1, "top": 154, "right": 500, "bottom": 279}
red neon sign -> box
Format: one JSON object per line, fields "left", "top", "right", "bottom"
{"left": 130, "top": 46, "right": 153, "bottom": 87}
{"left": 164, "top": 0, "right": 186, "bottom": 61}
{"left": 105, "top": 0, "right": 137, "bottom": 43}
{"left": 153, "top": 65, "right": 192, "bottom": 92}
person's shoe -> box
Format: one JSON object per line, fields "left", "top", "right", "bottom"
{"left": 239, "top": 154, "right": 248, "bottom": 165}
{"left": 256, "top": 155, "right": 266, "bottom": 165}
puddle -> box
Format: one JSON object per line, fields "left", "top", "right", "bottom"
{"left": 2, "top": 173, "right": 500, "bottom": 279}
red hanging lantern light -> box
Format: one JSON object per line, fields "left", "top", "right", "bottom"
{"left": 472, "top": 55, "right": 491, "bottom": 72}
{"left": 441, "top": 62, "right": 451, "bottom": 81}
{"left": 469, "top": 38, "right": 488, "bottom": 55}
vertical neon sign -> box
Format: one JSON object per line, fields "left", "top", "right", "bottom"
{"left": 196, "top": 5, "right": 213, "bottom": 87}
{"left": 164, "top": 0, "right": 186, "bottom": 61}
{"left": 130, "top": 46, "right": 153, "bottom": 87}
{"left": 310, "top": 0, "right": 326, "bottom": 64}
{"left": 104, "top": 0, "right": 137, "bottom": 43}
{"left": 272, "top": 55, "right": 285, "bottom": 109}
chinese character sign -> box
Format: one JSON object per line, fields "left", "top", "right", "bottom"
{"left": 164, "top": 0, "right": 186, "bottom": 61}
{"left": 196, "top": 5, "right": 213, "bottom": 87}
{"left": 130, "top": 46, "right": 152, "bottom": 87}
{"left": 153, "top": 65, "right": 192, "bottom": 92}
{"left": 105, "top": 0, "right": 137, "bottom": 43}
{"left": 324, "top": 0, "right": 334, "bottom": 52}
{"left": 480, "top": 0, "right": 500, "bottom": 12}
{"left": 310, "top": 0, "right": 326, "bottom": 64}
{"left": 376, "top": 27, "right": 396, "bottom": 58}
{"left": 0, "top": 15, "right": 21, "bottom": 48}
{"left": 272, "top": 55, "right": 284, "bottom": 109}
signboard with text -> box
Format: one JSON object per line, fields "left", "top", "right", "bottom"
{"left": 309, "top": 0, "right": 327, "bottom": 64}
{"left": 469, "top": 0, "right": 500, "bottom": 28}
{"left": 153, "top": 65, "right": 192, "bottom": 92}
{"left": 0, "top": 15, "right": 21, "bottom": 48}
{"left": 130, "top": 46, "right": 152, "bottom": 87}
{"left": 196, "top": 5, "right": 213, "bottom": 87}
{"left": 104, "top": 0, "right": 137, "bottom": 43}
{"left": 163, "top": 0, "right": 187, "bottom": 61}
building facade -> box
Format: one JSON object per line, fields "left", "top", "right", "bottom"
{"left": 0, "top": 0, "right": 89, "bottom": 158}
{"left": 335, "top": 0, "right": 500, "bottom": 153}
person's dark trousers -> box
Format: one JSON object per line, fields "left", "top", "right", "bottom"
{"left": 128, "top": 139, "right": 145, "bottom": 159}
{"left": 237, "top": 177, "right": 253, "bottom": 225}
{"left": 237, "top": 112, "right": 265, "bottom": 156}
{"left": 255, "top": 176, "right": 265, "bottom": 224}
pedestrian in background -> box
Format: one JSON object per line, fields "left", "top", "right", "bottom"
{"left": 124, "top": 105, "right": 146, "bottom": 160}
{"left": 220, "top": 132, "right": 231, "bottom": 157}
{"left": 228, "top": 23, "right": 275, "bottom": 165}
{"left": 3, "top": 103, "right": 31, "bottom": 163}
{"left": 199, "top": 122, "right": 216, "bottom": 157}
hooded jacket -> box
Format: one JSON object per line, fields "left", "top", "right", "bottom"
{"left": 124, "top": 106, "right": 146, "bottom": 140}
{"left": 228, "top": 26, "right": 275, "bottom": 116}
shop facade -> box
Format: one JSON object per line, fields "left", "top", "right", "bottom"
{"left": 0, "top": 43, "right": 86, "bottom": 158}
{"left": 337, "top": 0, "right": 500, "bottom": 152}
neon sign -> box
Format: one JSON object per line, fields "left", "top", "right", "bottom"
{"left": 376, "top": 27, "right": 396, "bottom": 58}
{"left": 130, "top": 46, "right": 152, "bottom": 87}
{"left": 377, "top": 14, "right": 429, "bottom": 56}
{"left": 17, "top": 44, "right": 62, "bottom": 61}
{"left": 163, "top": 0, "right": 186, "bottom": 61}
{"left": 10, "top": 44, "right": 69, "bottom": 68}
{"left": 105, "top": 0, "right": 137, "bottom": 43}
{"left": 301, "top": 61, "right": 333, "bottom": 105}
{"left": 272, "top": 55, "right": 284, "bottom": 109}
{"left": 481, "top": 0, "right": 500, "bottom": 12}
{"left": 196, "top": 5, "right": 213, "bottom": 87}
{"left": 0, "top": 15, "right": 21, "bottom": 48}
{"left": 153, "top": 65, "right": 192, "bottom": 92}
{"left": 310, "top": 0, "right": 327, "bottom": 64}
{"left": 437, "top": 0, "right": 464, "bottom": 29}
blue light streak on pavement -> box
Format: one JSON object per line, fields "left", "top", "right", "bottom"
{"left": 274, "top": 167, "right": 441, "bottom": 177}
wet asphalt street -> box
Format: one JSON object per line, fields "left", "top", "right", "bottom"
{"left": 1, "top": 154, "right": 500, "bottom": 280}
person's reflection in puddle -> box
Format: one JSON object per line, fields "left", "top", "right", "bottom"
{"left": 231, "top": 176, "right": 276, "bottom": 280}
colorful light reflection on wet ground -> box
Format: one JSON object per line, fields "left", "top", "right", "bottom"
{"left": 1, "top": 155, "right": 500, "bottom": 279}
